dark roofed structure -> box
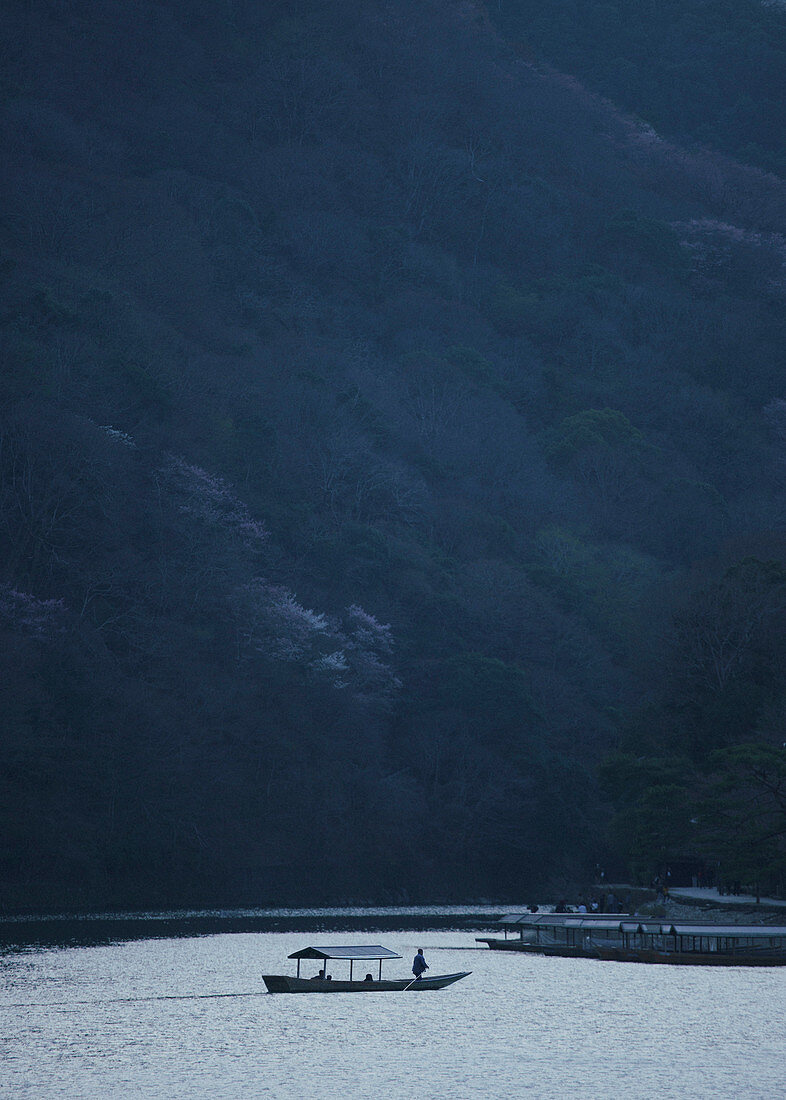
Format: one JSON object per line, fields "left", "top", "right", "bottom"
{"left": 288, "top": 945, "right": 402, "bottom": 961}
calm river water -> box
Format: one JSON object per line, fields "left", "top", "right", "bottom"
{"left": 2, "top": 910, "right": 785, "bottom": 1099}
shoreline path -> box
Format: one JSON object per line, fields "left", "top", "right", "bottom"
{"left": 669, "top": 886, "right": 786, "bottom": 911}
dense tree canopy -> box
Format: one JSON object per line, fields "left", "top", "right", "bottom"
{"left": 1, "top": 0, "right": 785, "bottom": 908}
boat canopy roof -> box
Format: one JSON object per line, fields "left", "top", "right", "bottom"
{"left": 498, "top": 918, "right": 786, "bottom": 938}
{"left": 614, "top": 922, "right": 786, "bottom": 937}
{"left": 563, "top": 918, "right": 627, "bottom": 931}
{"left": 287, "top": 944, "right": 403, "bottom": 961}
{"left": 667, "top": 924, "right": 786, "bottom": 939}
{"left": 497, "top": 912, "right": 628, "bottom": 926}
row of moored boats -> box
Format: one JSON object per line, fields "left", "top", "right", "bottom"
{"left": 476, "top": 910, "right": 786, "bottom": 966}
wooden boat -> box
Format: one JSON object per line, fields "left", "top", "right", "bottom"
{"left": 262, "top": 944, "right": 471, "bottom": 993}
{"left": 476, "top": 937, "right": 598, "bottom": 959}
{"left": 593, "top": 924, "right": 786, "bottom": 966}
{"left": 477, "top": 913, "right": 786, "bottom": 966}
{"left": 476, "top": 913, "right": 630, "bottom": 960}
{"left": 593, "top": 944, "right": 786, "bottom": 966}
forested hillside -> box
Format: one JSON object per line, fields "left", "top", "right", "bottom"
{"left": 491, "top": 0, "right": 786, "bottom": 174}
{"left": 2, "top": 0, "right": 785, "bottom": 909}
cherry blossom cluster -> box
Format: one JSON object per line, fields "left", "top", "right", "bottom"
{"left": 99, "top": 425, "right": 137, "bottom": 448}
{"left": 0, "top": 585, "right": 66, "bottom": 637}
{"left": 676, "top": 218, "right": 786, "bottom": 252}
{"left": 160, "top": 455, "right": 268, "bottom": 547}
{"left": 234, "top": 581, "right": 399, "bottom": 698}
{"left": 674, "top": 218, "right": 786, "bottom": 280}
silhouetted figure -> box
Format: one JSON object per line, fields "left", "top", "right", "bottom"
{"left": 412, "top": 948, "right": 429, "bottom": 980}
{"left": 364, "top": 973, "right": 374, "bottom": 982}
{"left": 311, "top": 969, "right": 326, "bottom": 980}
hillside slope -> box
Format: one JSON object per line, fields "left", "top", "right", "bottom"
{"left": 2, "top": 0, "right": 785, "bottom": 907}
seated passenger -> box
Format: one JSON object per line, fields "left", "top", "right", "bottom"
{"left": 311, "top": 968, "right": 326, "bottom": 980}
{"left": 363, "top": 973, "right": 374, "bottom": 982}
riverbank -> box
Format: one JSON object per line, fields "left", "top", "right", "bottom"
{"left": 644, "top": 886, "right": 786, "bottom": 925}
{"left": 0, "top": 904, "right": 510, "bottom": 951}
{"left": 669, "top": 886, "right": 786, "bottom": 911}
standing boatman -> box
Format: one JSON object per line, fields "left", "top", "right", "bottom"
{"left": 412, "top": 948, "right": 429, "bottom": 980}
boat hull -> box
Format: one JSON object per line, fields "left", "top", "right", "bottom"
{"left": 262, "top": 971, "right": 470, "bottom": 993}
{"left": 476, "top": 937, "right": 597, "bottom": 959}
{"left": 478, "top": 936, "right": 786, "bottom": 966}
{"left": 594, "top": 946, "right": 786, "bottom": 967}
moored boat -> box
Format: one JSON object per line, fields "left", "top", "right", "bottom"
{"left": 476, "top": 912, "right": 786, "bottom": 966}
{"left": 593, "top": 944, "right": 786, "bottom": 966}
{"left": 475, "top": 937, "right": 598, "bottom": 959}
{"left": 262, "top": 944, "right": 471, "bottom": 992}
{"left": 476, "top": 912, "right": 630, "bottom": 959}
{"left": 594, "top": 923, "right": 786, "bottom": 966}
